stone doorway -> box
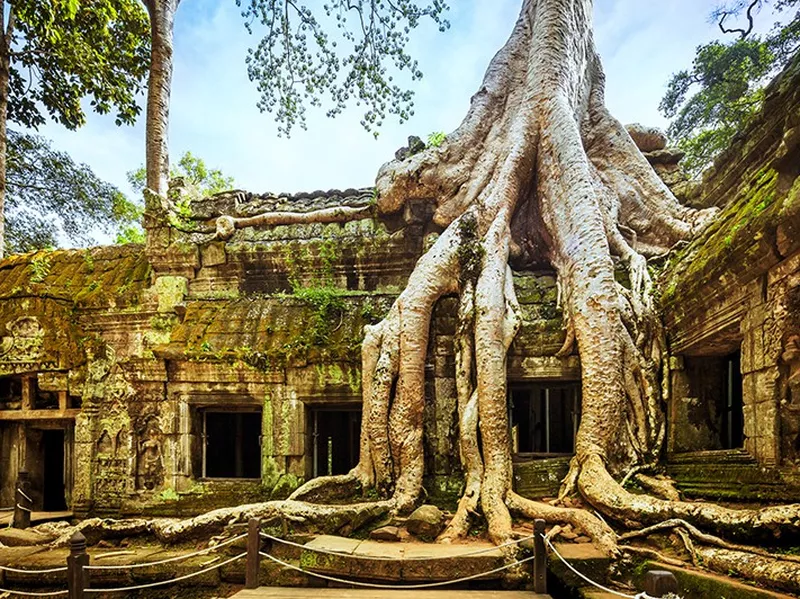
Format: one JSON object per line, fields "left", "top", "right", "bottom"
{"left": 202, "top": 411, "right": 262, "bottom": 479}
{"left": 41, "top": 429, "right": 67, "bottom": 511}
{"left": 26, "top": 426, "right": 70, "bottom": 511}
{"left": 510, "top": 382, "right": 581, "bottom": 456}
{"left": 310, "top": 408, "right": 361, "bottom": 477}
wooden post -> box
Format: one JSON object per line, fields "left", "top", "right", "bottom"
{"left": 13, "top": 471, "right": 31, "bottom": 529}
{"left": 644, "top": 570, "right": 679, "bottom": 598}
{"left": 245, "top": 517, "right": 260, "bottom": 589}
{"left": 533, "top": 519, "right": 547, "bottom": 594}
{"left": 67, "top": 531, "right": 89, "bottom": 599}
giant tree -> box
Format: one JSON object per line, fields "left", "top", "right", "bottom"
{"left": 0, "top": 0, "right": 150, "bottom": 258}
{"left": 191, "top": 0, "right": 800, "bottom": 587}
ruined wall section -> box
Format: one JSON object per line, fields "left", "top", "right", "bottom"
{"left": 139, "top": 183, "right": 576, "bottom": 510}
{"left": 660, "top": 55, "right": 800, "bottom": 500}
{"left": 0, "top": 246, "right": 154, "bottom": 513}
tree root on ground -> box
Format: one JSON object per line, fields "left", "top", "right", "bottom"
{"left": 49, "top": 501, "right": 391, "bottom": 547}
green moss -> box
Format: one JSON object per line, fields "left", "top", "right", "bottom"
{"left": 158, "top": 487, "right": 180, "bottom": 502}
{"left": 29, "top": 250, "right": 53, "bottom": 283}
{"left": 660, "top": 167, "right": 783, "bottom": 305}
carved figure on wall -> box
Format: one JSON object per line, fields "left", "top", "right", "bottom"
{"left": 97, "top": 430, "right": 113, "bottom": 455}
{"left": 136, "top": 416, "right": 164, "bottom": 491}
{"left": 0, "top": 316, "right": 44, "bottom": 362}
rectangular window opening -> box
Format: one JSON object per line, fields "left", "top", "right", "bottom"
{"left": 310, "top": 408, "right": 361, "bottom": 478}
{"left": 202, "top": 411, "right": 261, "bottom": 479}
{"left": 722, "top": 352, "right": 744, "bottom": 450}
{"left": 510, "top": 382, "right": 581, "bottom": 457}
{"left": 683, "top": 351, "right": 743, "bottom": 451}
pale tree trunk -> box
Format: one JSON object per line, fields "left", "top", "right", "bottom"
{"left": 143, "top": 0, "right": 179, "bottom": 197}
{"left": 0, "top": 2, "right": 13, "bottom": 259}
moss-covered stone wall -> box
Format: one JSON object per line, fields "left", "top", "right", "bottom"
{"left": 659, "top": 54, "right": 800, "bottom": 498}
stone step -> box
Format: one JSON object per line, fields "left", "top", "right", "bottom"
{"left": 547, "top": 542, "right": 610, "bottom": 590}
{"left": 272, "top": 534, "right": 506, "bottom": 583}
{"left": 669, "top": 448, "right": 756, "bottom": 464}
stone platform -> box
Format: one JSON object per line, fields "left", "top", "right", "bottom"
{"left": 267, "top": 534, "right": 509, "bottom": 583}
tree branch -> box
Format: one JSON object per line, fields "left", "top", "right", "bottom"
{"left": 214, "top": 203, "right": 374, "bottom": 240}
{"left": 718, "top": 0, "right": 759, "bottom": 39}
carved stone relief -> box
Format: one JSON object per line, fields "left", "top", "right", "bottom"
{"left": 135, "top": 415, "right": 164, "bottom": 491}
{"left": 0, "top": 317, "right": 44, "bottom": 363}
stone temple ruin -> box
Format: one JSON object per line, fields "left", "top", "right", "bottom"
{"left": 0, "top": 56, "right": 798, "bottom": 525}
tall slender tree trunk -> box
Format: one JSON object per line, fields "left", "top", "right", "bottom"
{"left": 143, "top": 0, "right": 179, "bottom": 197}
{"left": 0, "top": 3, "right": 12, "bottom": 259}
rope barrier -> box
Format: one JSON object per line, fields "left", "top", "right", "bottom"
{"left": 543, "top": 535, "right": 654, "bottom": 599}
{"left": 84, "top": 532, "right": 247, "bottom": 570}
{"left": 259, "top": 550, "right": 535, "bottom": 589}
{"left": 15, "top": 504, "right": 31, "bottom": 513}
{"left": 0, "top": 588, "right": 68, "bottom": 597}
{"left": 82, "top": 552, "right": 246, "bottom": 593}
{"left": 17, "top": 490, "right": 32, "bottom": 504}
{"left": 0, "top": 564, "right": 68, "bottom": 574}
{"left": 0, "top": 506, "right": 14, "bottom": 512}
{"left": 260, "top": 531, "right": 535, "bottom": 560}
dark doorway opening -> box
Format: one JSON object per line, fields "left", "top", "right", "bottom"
{"left": 42, "top": 429, "right": 67, "bottom": 511}
{"left": 722, "top": 352, "right": 744, "bottom": 449}
{"left": 311, "top": 409, "right": 361, "bottom": 477}
{"left": 203, "top": 412, "right": 261, "bottom": 479}
{"left": 683, "top": 351, "right": 744, "bottom": 451}
{"left": 510, "top": 383, "right": 581, "bottom": 456}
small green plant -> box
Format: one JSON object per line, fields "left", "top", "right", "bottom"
{"left": 200, "top": 341, "right": 213, "bottom": 352}
{"left": 158, "top": 488, "right": 180, "bottom": 502}
{"left": 427, "top": 131, "right": 446, "bottom": 147}
{"left": 293, "top": 286, "right": 346, "bottom": 345}
{"left": 29, "top": 251, "right": 53, "bottom": 283}
{"left": 83, "top": 250, "right": 95, "bottom": 273}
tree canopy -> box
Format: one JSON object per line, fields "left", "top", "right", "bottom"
{"left": 129, "top": 151, "right": 235, "bottom": 197}
{"left": 237, "top": 0, "right": 450, "bottom": 137}
{"left": 3, "top": 0, "right": 150, "bottom": 131}
{"left": 5, "top": 131, "right": 140, "bottom": 253}
{"left": 660, "top": 0, "right": 799, "bottom": 175}
{"left": 0, "top": 0, "right": 151, "bottom": 257}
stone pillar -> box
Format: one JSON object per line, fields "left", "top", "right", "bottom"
{"left": 740, "top": 285, "right": 781, "bottom": 466}
{"left": 71, "top": 410, "right": 95, "bottom": 517}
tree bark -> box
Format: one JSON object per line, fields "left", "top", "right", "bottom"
{"left": 143, "top": 0, "right": 179, "bottom": 198}
{"left": 0, "top": 2, "right": 13, "bottom": 259}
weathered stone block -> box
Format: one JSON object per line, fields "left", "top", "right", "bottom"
{"left": 369, "top": 525, "right": 401, "bottom": 541}
{"left": 406, "top": 504, "right": 444, "bottom": 540}
{"left": 200, "top": 242, "right": 227, "bottom": 267}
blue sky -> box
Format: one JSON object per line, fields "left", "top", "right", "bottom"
{"left": 30, "top": 1, "right": 746, "bottom": 202}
